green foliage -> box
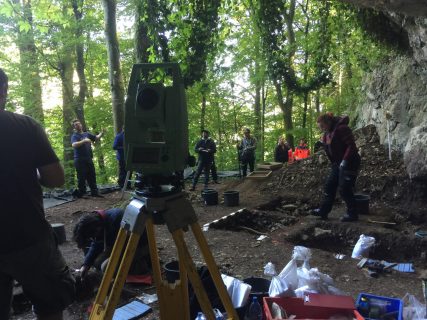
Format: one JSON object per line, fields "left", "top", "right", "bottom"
{"left": 0, "top": 0, "right": 394, "bottom": 180}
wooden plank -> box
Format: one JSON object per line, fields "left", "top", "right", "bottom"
{"left": 246, "top": 170, "right": 272, "bottom": 179}
{"left": 257, "top": 162, "right": 283, "bottom": 170}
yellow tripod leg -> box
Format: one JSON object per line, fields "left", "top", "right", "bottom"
{"left": 172, "top": 229, "right": 216, "bottom": 320}
{"left": 146, "top": 219, "right": 190, "bottom": 320}
{"left": 90, "top": 229, "right": 141, "bottom": 320}
{"left": 191, "top": 223, "right": 239, "bottom": 320}
{"left": 90, "top": 227, "right": 128, "bottom": 319}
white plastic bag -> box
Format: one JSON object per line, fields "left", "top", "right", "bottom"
{"left": 278, "top": 258, "right": 299, "bottom": 290}
{"left": 351, "top": 234, "right": 375, "bottom": 259}
{"left": 268, "top": 276, "right": 295, "bottom": 297}
{"left": 292, "top": 246, "right": 312, "bottom": 268}
{"left": 402, "top": 293, "right": 427, "bottom": 320}
{"left": 264, "top": 262, "right": 277, "bottom": 277}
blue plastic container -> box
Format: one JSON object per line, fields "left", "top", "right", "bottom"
{"left": 356, "top": 293, "right": 403, "bottom": 320}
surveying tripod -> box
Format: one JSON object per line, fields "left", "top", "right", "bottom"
{"left": 89, "top": 184, "right": 238, "bottom": 320}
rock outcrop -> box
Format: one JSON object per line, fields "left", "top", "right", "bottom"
{"left": 347, "top": 2, "right": 427, "bottom": 179}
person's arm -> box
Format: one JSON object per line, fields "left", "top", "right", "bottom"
{"left": 72, "top": 138, "right": 91, "bottom": 148}
{"left": 339, "top": 126, "right": 358, "bottom": 161}
{"left": 38, "top": 162, "right": 65, "bottom": 188}
{"left": 82, "top": 241, "right": 104, "bottom": 269}
{"left": 195, "top": 140, "right": 203, "bottom": 153}
{"left": 210, "top": 140, "right": 217, "bottom": 154}
{"left": 247, "top": 138, "right": 257, "bottom": 150}
{"left": 113, "top": 134, "right": 123, "bottom": 150}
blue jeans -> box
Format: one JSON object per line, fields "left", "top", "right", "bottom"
{"left": 319, "top": 163, "right": 359, "bottom": 218}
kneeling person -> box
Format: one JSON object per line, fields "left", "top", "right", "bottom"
{"left": 73, "top": 208, "right": 151, "bottom": 278}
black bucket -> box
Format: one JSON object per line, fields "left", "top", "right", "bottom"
{"left": 224, "top": 191, "right": 239, "bottom": 207}
{"left": 164, "top": 260, "right": 180, "bottom": 283}
{"left": 202, "top": 189, "right": 218, "bottom": 206}
{"left": 354, "top": 194, "right": 370, "bottom": 215}
{"left": 243, "top": 277, "right": 271, "bottom": 301}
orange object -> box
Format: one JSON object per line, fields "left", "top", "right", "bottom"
{"left": 126, "top": 274, "right": 153, "bottom": 285}
{"left": 294, "top": 144, "right": 310, "bottom": 160}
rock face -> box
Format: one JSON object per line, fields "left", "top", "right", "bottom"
{"left": 353, "top": 8, "right": 427, "bottom": 179}
{"left": 340, "top": 0, "right": 427, "bottom": 17}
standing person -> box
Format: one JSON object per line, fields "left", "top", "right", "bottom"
{"left": 0, "top": 68, "right": 75, "bottom": 320}
{"left": 71, "top": 119, "right": 103, "bottom": 198}
{"left": 294, "top": 138, "right": 311, "bottom": 160}
{"left": 190, "top": 130, "right": 216, "bottom": 191}
{"left": 113, "top": 128, "right": 128, "bottom": 188}
{"left": 73, "top": 208, "right": 150, "bottom": 278}
{"left": 274, "top": 136, "right": 290, "bottom": 163}
{"left": 312, "top": 112, "right": 361, "bottom": 222}
{"left": 238, "top": 128, "right": 257, "bottom": 177}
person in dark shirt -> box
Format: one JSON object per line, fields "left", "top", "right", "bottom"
{"left": 312, "top": 112, "right": 361, "bottom": 222}
{"left": 73, "top": 208, "right": 150, "bottom": 278}
{"left": 71, "top": 119, "right": 103, "bottom": 197}
{"left": 113, "top": 128, "right": 128, "bottom": 188}
{"left": 274, "top": 136, "right": 290, "bottom": 163}
{"left": 238, "top": 128, "right": 257, "bottom": 176}
{"left": 190, "top": 130, "right": 217, "bottom": 191}
{"left": 0, "top": 68, "right": 75, "bottom": 320}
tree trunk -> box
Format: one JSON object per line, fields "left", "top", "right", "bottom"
{"left": 274, "top": 80, "right": 294, "bottom": 148}
{"left": 59, "top": 56, "right": 75, "bottom": 187}
{"left": 315, "top": 90, "right": 320, "bottom": 113}
{"left": 254, "top": 61, "right": 262, "bottom": 160}
{"left": 15, "top": 0, "right": 44, "bottom": 124}
{"left": 261, "top": 84, "right": 267, "bottom": 162}
{"left": 200, "top": 93, "right": 206, "bottom": 132}
{"left": 102, "top": 0, "right": 125, "bottom": 134}
{"left": 134, "top": 1, "right": 151, "bottom": 63}
{"left": 72, "top": 0, "right": 88, "bottom": 131}
{"left": 302, "top": 91, "right": 309, "bottom": 129}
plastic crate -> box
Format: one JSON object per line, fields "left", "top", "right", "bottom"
{"left": 356, "top": 293, "right": 403, "bottom": 320}
{"left": 263, "top": 294, "right": 364, "bottom": 320}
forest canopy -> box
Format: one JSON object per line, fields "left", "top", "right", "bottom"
{"left": 0, "top": 0, "right": 393, "bottom": 186}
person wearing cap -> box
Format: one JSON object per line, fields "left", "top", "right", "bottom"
{"left": 238, "top": 128, "right": 257, "bottom": 176}
{"left": 190, "top": 130, "right": 217, "bottom": 191}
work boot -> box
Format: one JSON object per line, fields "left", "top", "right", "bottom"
{"left": 311, "top": 208, "right": 328, "bottom": 220}
{"left": 340, "top": 214, "right": 358, "bottom": 222}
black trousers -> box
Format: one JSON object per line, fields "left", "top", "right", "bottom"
{"left": 319, "top": 162, "right": 359, "bottom": 218}
{"left": 118, "top": 159, "right": 127, "bottom": 188}
{"left": 192, "top": 161, "right": 212, "bottom": 187}
{"left": 241, "top": 156, "right": 255, "bottom": 177}
{"left": 74, "top": 158, "right": 98, "bottom": 195}
{"left": 211, "top": 161, "right": 218, "bottom": 182}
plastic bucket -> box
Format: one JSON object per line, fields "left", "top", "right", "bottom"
{"left": 202, "top": 189, "right": 218, "bottom": 206}
{"left": 354, "top": 194, "right": 370, "bottom": 215}
{"left": 224, "top": 191, "right": 239, "bottom": 207}
{"left": 243, "top": 277, "right": 271, "bottom": 301}
{"left": 164, "top": 260, "right": 180, "bottom": 283}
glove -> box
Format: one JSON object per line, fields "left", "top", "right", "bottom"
{"left": 339, "top": 160, "right": 348, "bottom": 169}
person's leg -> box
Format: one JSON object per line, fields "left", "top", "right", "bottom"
{"left": 316, "top": 165, "right": 339, "bottom": 219}
{"left": 0, "top": 272, "right": 13, "bottom": 319}
{"left": 9, "top": 229, "right": 75, "bottom": 320}
{"left": 241, "top": 159, "right": 248, "bottom": 177}
{"left": 211, "top": 161, "right": 218, "bottom": 183}
{"left": 203, "top": 162, "right": 211, "bottom": 187}
{"left": 339, "top": 170, "right": 359, "bottom": 221}
{"left": 249, "top": 156, "right": 255, "bottom": 173}
{"left": 86, "top": 160, "right": 99, "bottom": 196}
{"left": 74, "top": 159, "right": 87, "bottom": 196}
{"left": 118, "top": 159, "right": 126, "bottom": 188}
{"left": 191, "top": 161, "right": 204, "bottom": 190}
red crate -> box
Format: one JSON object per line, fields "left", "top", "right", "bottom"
{"left": 263, "top": 294, "right": 364, "bottom": 320}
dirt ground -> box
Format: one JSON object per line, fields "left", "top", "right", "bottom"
{"left": 10, "top": 126, "right": 427, "bottom": 320}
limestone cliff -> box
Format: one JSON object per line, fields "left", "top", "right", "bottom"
{"left": 349, "top": 3, "right": 427, "bottom": 179}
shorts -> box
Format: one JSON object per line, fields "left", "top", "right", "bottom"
{"left": 0, "top": 228, "right": 75, "bottom": 317}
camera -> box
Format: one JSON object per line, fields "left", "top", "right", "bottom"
{"left": 124, "top": 63, "right": 189, "bottom": 177}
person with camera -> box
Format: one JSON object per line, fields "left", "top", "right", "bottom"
{"left": 73, "top": 208, "right": 151, "bottom": 278}
{"left": 0, "top": 68, "right": 75, "bottom": 320}
{"left": 71, "top": 119, "right": 103, "bottom": 198}
{"left": 238, "top": 128, "right": 257, "bottom": 177}
{"left": 190, "top": 129, "right": 217, "bottom": 191}
{"left": 312, "top": 112, "right": 361, "bottom": 222}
